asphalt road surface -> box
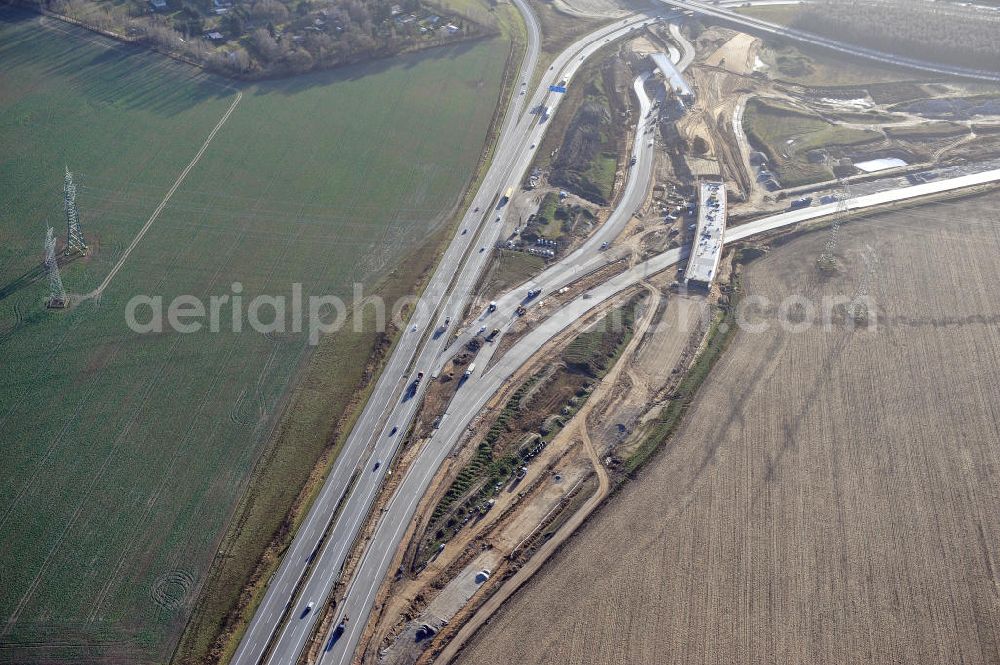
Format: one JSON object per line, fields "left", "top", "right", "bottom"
{"left": 659, "top": 0, "right": 1000, "bottom": 82}
{"left": 228, "top": 0, "right": 543, "bottom": 661}
{"left": 311, "top": 14, "right": 673, "bottom": 665}
{"left": 233, "top": 7, "right": 662, "bottom": 665}
{"left": 452, "top": 66, "right": 670, "bottom": 374}
{"left": 233, "top": 2, "right": 1000, "bottom": 661}
{"left": 316, "top": 165, "right": 1000, "bottom": 665}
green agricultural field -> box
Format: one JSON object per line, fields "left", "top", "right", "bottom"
{"left": 0, "top": 7, "right": 507, "bottom": 664}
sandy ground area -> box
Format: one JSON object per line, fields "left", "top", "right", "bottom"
{"left": 452, "top": 190, "right": 1000, "bottom": 665}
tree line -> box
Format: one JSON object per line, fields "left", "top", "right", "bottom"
{"left": 19, "top": 0, "right": 489, "bottom": 78}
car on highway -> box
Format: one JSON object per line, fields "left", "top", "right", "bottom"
{"left": 326, "top": 616, "right": 350, "bottom": 650}
{"left": 390, "top": 426, "right": 398, "bottom": 436}
{"left": 373, "top": 460, "right": 382, "bottom": 471}
{"left": 301, "top": 601, "right": 315, "bottom": 618}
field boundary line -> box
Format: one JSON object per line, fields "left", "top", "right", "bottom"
{"left": 84, "top": 89, "right": 243, "bottom": 301}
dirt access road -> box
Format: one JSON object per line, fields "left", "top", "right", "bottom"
{"left": 451, "top": 191, "right": 1000, "bottom": 665}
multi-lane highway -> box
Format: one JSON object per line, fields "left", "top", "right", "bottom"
{"left": 659, "top": 0, "right": 1000, "bottom": 82}
{"left": 310, "top": 14, "right": 676, "bottom": 665}
{"left": 233, "top": 2, "right": 1000, "bottom": 662}
{"left": 319, "top": 161, "right": 1000, "bottom": 665}
{"left": 228, "top": 1, "right": 544, "bottom": 661}
{"left": 232, "top": 7, "right": 667, "bottom": 665}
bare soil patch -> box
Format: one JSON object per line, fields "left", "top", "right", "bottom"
{"left": 452, "top": 191, "right": 1000, "bottom": 665}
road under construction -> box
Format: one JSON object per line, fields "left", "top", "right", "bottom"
{"left": 232, "top": 3, "right": 1000, "bottom": 664}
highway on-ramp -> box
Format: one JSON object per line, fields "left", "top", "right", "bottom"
{"left": 232, "top": 7, "right": 664, "bottom": 665}
{"left": 317, "top": 164, "right": 1000, "bottom": 665}
{"left": 453, "top": 65, "right": 672, "bottom": 374}
{"left": 310, "top": 13, "right": 676, "bottom": 665}
{"left": 228, "top": 1, "right": 543, "bottom": 662}
{"left": 234, "top": 4, "right": 1000, "bottom": 662}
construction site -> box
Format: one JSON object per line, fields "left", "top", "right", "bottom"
{"left": 298, "top": 10, "right": 1000, "bottom": 665}
{"left": 9, "top": 2, "right": 1000, "bottom": 665}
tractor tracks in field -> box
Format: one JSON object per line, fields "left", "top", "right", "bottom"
{"left": 82, "top": 89, "right": 243, "bottom": 302}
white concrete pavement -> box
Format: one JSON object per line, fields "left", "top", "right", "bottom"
{"left": 235, "top": 5, "right": 1000, "bottom": 663}
{"left": 317, "top": 164, "right": 1000, "bottom": 665}
{"left": 240, "top": 9, "right": 666, "bottom": 665}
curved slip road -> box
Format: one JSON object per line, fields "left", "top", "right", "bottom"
{"left": 236, "top": 5, "right": 1000, "bottom": 662}
{"left": 232, "top": 8, "right": 668, "bottom": 665}
{"left": 310, "top": 12, "right": 681, "bottom": 665}
{"left": 317, "top": 165, "right": 1000, "bottom": 665}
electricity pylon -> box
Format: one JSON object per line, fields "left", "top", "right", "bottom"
{"left": 64, "top": 167, "right": 88, "bottom": 255}
{"left": 45, "top": 227, "right": 68, "bottom": 308}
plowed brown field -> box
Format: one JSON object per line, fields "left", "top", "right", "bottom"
{"left": 452, "top": 192, "right": 1000, "bottom": 665}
